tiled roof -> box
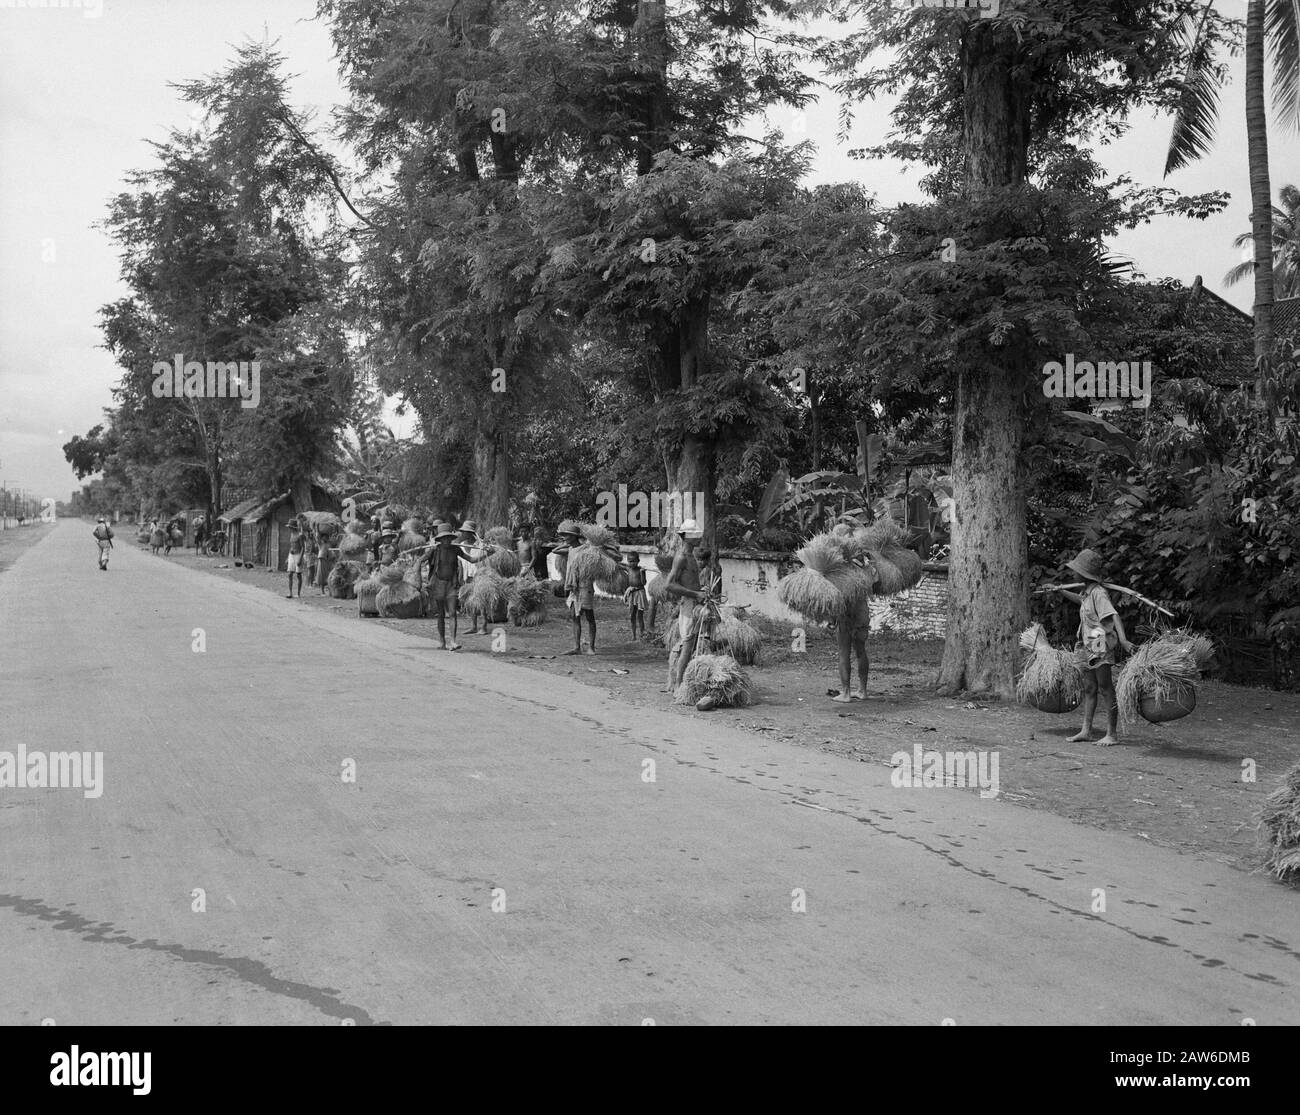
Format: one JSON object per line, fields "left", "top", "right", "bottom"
{"left": 1275, "top": 296, "right": 1300, "bottom": 339}
{"left": 217, "top": 496, "right": 265, "bottom": 523}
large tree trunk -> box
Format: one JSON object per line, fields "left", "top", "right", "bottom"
{"left": 1246, "top": 0, "right": 1274, "bottom": 371}
{"left": 935, "top": 25, "right": 1032, "bottom": 699}
{"left": 290, "top": 475, "right": 314, "bottom": 513}
{"left": 470, "top": 424, "right": 509, "bottom": 527}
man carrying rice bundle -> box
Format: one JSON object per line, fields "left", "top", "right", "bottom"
{"left": 424, "top": 525, "right": 463, "bottom": 650}
{"left": 562, "top": 523, "right": 620, "bottom": 655}
{"left": 663, "top": 519, "right": 712, "bottom": 692}
{"left": 1057, "top": 549, "right": 1133, "bottom": 747}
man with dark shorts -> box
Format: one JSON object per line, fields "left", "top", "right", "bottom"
{"left": 425, "top": 525, "right": 463, "bottom": 650}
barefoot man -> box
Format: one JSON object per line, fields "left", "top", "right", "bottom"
{"left": 425, "top": 524, "right": 463, "bottom": 650}
{"left": 1060, "top": 548, "right": 1132, "bottom": 747}
{"left": 663, "top": 519, "right": 708, "bottom": 693}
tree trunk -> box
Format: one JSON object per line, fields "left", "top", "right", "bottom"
{"left": 935, "top": 26, "right": 1032, "bottom": 698}
{"left": 634, "top": 0, "right": 669, "bottom": 175}
{"left": 291, "top": 476, "right": 314, "bottom": 513}
{"left": 1246, "top": 0, "right": 1274, "bottom": 371}
{"left": 470, "top": 424, "right": 509, "bottom": 527}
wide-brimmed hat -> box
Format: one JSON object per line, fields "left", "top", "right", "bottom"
{"left": 434, "top": 526, "right": 456, "bottom": 541}
{"left": 556, "top": 519, "right": 580, "bottom": 538}
{"left": 678, "top": 518, "right": 704, "bottom": 539}
{"left": 457, "top": 519, "right": 478, "bottom": 536}
{"left": 1066, "top": 548, "right": 1106, "bottom": 583}
{"left": 96, "top": 515, "right": 106, "bottom": 522}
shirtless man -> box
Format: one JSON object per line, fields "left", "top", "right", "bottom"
{"left": 424, "top": 525, "right": 463, "bottom": 650}
{"left": 663, "top": 519, "right": 709, "bottom": 692}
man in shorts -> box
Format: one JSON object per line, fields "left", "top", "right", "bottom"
{"left": 286, "top": 520, "right": 305, "bottom": 597}
{"left": 663, "top": 519, "right": 708, "bottom": 692}
{"left": 425, "top": 524, "right": 463, "bottom": 649}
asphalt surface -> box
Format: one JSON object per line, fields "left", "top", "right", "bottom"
{"left": 1, "top": 521, "right": 1297, "bottom": 1024}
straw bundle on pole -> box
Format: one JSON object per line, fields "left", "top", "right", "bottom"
{"left": 460, "top": 568, "right": 511, "bottom": 621}
{"left": 327, "top": 560, "right": 364, "bottom": 599}
{"left": 567, "top": 542, "right": 618, "bottom": 588}
{"left": 484, "top": 547, "right": 521, "bottom": 577}
{"left": 484, "top": 526, "right": 515, "bottom": 549}
{"left": 776, "top": 533, "right": 855, "bottom": 624}
{"left": 1259, "top": 762, "right": 1300, "bottom": 884}
{"left": 713, "top": 616, "right": 762, "bottom": 665}
{"left": 858, "top": 519, "right": 924, "bottom": 595}
{"left": 1015, "top": 623, "right": 1084, "bottom": 713}
{"left": 1115, "top": 636, "right": 1199, "bottom": 726}
{"left": 674, "top": 653, "right": 754, "bottom": 709}
{"left": 338, "top": 530, "right": 370, "bottom": 559}
{"left": 596, "top": 564, "right": 630, "bottom": 596}
{"left": 299, "top": 510, "right": 342, "bottom": 541}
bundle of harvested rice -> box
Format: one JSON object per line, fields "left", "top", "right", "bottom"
{"left": 566, "top": 540, "right": 618, "bottom": 587}
{"left": 508, "top": 574, "right": 549, "bottom": 626}
{"left": 596, "top": 564, "right": 630, "bottom": 596}
{"left": 1162, "top": 629, "right": 1215, "bottom": 672}
{"left": 327, "top": 560, "right": 363, "bottom": 599}
{"left": 713, "top": 616, "right": 762, "bottom": 666}
{"left": 460, "top": 567, "right": 511, "bottom": 620}
{"left": 401, "top": 559, "right": 423, "bottom": 589}
{"left": 648, "top": 574, "right": 669, "bottom": 601}
{"left": 857, "top": 519, "right": 923, "bottom": 596}
{"left": 1259, "top": 762, "right": 1300, "bottom": 884}
{"left": 776, "top": 534, "right": 853, "bottom": 624}
{"left": 1115, "top": 636, "right": 1199, "bottom": 726}
{"left": 1016, "top": 623, "right": 1083, "bottom": 713}
{"left": 581, "top": 523, "right": 617, "bottom": 549}
{"left": 376, "top": 563, "right": 406, "bottom": 587}
{"left": 484, "top": 526, "right": 515, "bottom": 549}
{"left": 484, "top": 547, "right": 521, "bottom": 577}
{"left": 674, "top": 653, "right": 754, "bottom": 710}
{"left": 150, "top": 528, "right": 166, "bottom": 549}
{"left": 338, "top": 532, "right": 370, "bottom": 559}
{"left": 355, "top": 574, "right": 382, "bottom": 617}
{"left": 377, "top": 578, "right": 423, "bottom": 618}
{"left": 298, "top": 510, "right": 342, "bottom": 540}
{"left": 401, "top": 516, "right": 424, "bottom": 535}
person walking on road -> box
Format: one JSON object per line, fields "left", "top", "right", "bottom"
{"left": 92, "top": 515, "right": 114, "bottom": 571}
{"left": 286, "top": 519, "right": 306, "bottom": 598}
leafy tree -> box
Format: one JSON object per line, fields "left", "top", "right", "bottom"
{"left": 1226, "top": 183, "right": 1300, "bottom": 297}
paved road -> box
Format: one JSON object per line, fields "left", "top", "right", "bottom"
{"left": 1, "top": 521, "right": 1297, "bottom": 1024}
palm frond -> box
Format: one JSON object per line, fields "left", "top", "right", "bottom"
{"left": 1165, "top": 2, "right": 1225, "bottom": 176}
{"left": 1267, "top": 0, "right": 1300, "bottom": 128}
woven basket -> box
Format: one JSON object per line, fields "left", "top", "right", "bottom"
{"left": 1139, "top": 682, "right": 1197, "bottom": 723}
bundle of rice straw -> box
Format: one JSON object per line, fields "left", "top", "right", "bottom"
{"left": 508, "top": 573, "right": 549, "bottom": 626}
{"left": 376, "top": 563, "right": 406, "bottom": 587}
{"left": 484, "top": 546, "right": 521, "bottom": 577}
{"left": 1016, "top": 623, "right": 1083, "bottom": 713}
{"left": 776, "top": 534, "right": 862, "bottom": 624}
{"left": 566, "top": 531, "right": 619, "bottom": 587}
{"left": 460, "top": 567, "right": 511, "bottom": 620}
{"left": 377, "top": 578, "right": 423, "bottom": 618}
{"left": 1259, "top": 762, "right": 1300, "bottom": 884}
{"left": 858, "top": 519, "right": 923, "bottom": 596}
{"left": 355, "top": 574, "right": 382, "bottom": 617}
{"left": 1162, "top": 629, "right": 1215, "bottom": 673}
{"left": 582, "top": 522, "right": 617, "bottom": 549}
{"left": 484, "top": 526, "right": 515, "bottom": 549}
{"left": 648, "top": 574, "right": 669, "bottom": 602}
{"left": 298, "top": 510, "right": 342, "bottom": 541}
{"left": 338, "top": 530, "right": 370, "bottom": 559}
{"left": 674, "top": 653, "right": 754, "bottom": 709}
{"left": 596, "top": 564, "right": 630, "bottom": 596}
{"left": 1115, "top": 636, "right": 1199, "bottom": 726}
{"left": 400, "top": 558, "right": 423, "bottom": 590}
{"left": 654, "top": 531, "right": 684, "bottom": 574}
{"left": 327, "top": 560, "right": 363, "bottom": 599}
{"left": 713, "top": 615, "right": 762, "bottom": 666}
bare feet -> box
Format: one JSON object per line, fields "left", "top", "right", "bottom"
{"left": 850, "top": 689, "right": 866, "bottom": 700}
{"left": 831, "top": 692, "right": 852, "bottom": 703}
{"left": 582, "top": 646, "right": 596, "bottom": 656}
{"left": 1094, "top": 735, "right": 1119, "bottom": 747}
{"left": 447, "top": 641, "right": 461, "bottom": 651}
{"left": 1066, "top": 730, "right": 1093, "bottom": 742}
{"left": 563, "top": 648, "right": 581, "bottom": 656}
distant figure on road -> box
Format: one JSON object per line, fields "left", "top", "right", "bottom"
{"left": 194, "top": 519, "right": 208, "bottom": 556}
{"left": 92, "top": 515, "right": 114, "bottom": 571}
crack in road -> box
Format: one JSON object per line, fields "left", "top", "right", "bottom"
{"left": 0, "top": 893, "right": 384, "bottom": 1025}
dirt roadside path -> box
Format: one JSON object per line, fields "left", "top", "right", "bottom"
{"left": 155, "top": 538, "right": 1297, "bottom": 873}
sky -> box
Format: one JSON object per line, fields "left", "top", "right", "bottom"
{"left": 1, "top": 0, "right": 1294, "bottom": 502}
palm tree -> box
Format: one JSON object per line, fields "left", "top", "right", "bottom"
{"left": 1226, "top": 183, "right": 1300, "bottom": 297}
{"left": 1165, "top": 0, "right": 1300, "bottom": 362}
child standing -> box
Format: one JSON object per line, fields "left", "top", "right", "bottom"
{"left": 623, "top": 553, "right": 648, "bottom": 642}
{"left": 1060, "top": 548, "right": 1132, "bottom": 746}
